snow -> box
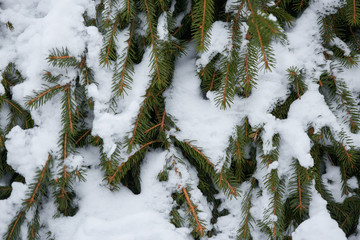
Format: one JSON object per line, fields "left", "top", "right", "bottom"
{"left": 91, "top": 48, "right": 152, "bottom": 155}
{"left": 45, "top": 151, "right": 192, "bottom": 240}
{"left": 322, "top": 161, "right": 346, "bottom": 203}
{"left": 157, "top": 12, "right": 169, "bottom": 41}
{"left": 1, "top": 0, "right": 94, "bottom": 108}
{"left": 0, "top": 182, "right": 27, "bottom": 234}
{"left": 348, "top": 176, "right": 359, "bottom": 190}
{"left": 0, "top": 0, "right": 359, "bottom": 239}
{"left": 225, "top": 0, "right": 238, "bottom": 13}
{"left": 330, "top": 37, "right": 352, "bottom": 56}
{"left": 268, "top": 161, "right": 279, "bottom": 170}
{"left": 6, "top": 121, "right": 59, "bottom": 181}
{"left": 292, "top": 187, "right": 347, "bottom": 240}
{"left": 64, "top": 154, "right": 85, "bottom": 171}
{"left": 165, "top": 46, "right": 241, "bottom": 169}
{"left": 0, "top": 84, "right": 4, "bottom": 95}
{"left": 195, "top": 21, "right": 231, "bottom": 69}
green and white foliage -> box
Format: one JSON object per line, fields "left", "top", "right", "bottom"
{"left": 0, "top": 63, "right": 31, "bottom": 204}
{"left": 1, "top": 0, "right": 360, "bottom": 239}
{"left": 1, "top": 48, "right": 95, "bottom": 237}
{"left": 3, "top": 155, "right": 52, "bottom": 240}
{"left": 197, "top": 0, "right": 286, "bottom": 108}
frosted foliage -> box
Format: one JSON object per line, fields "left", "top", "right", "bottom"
{"left": 0, "top": 0, "right": 360, "bottom": 239}
{"left": 0, "top": 84, "right": 4, "bottom": 95}
{"left": 157, "top": 12, "right": 169, "bottom": 41}
{"left": 292, "top": 189, "right": 347, "bottom": 240}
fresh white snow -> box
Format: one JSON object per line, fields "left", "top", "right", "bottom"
{"left": 0, "top": 0, "right": 359, "bottom": 239}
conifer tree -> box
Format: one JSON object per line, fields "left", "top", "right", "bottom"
{"left": 1, "top": 0, "right": 360, "bottom": 239}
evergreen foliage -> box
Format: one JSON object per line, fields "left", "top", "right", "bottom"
{"left": 1, "top": 0, "right": 360, "bottom": 239}
{"left": 3, "top": 155, "right": 52, "bottom": 240}
{"left": 192, "top": 0, "right": 215, "bottom": 52}
{"left": 271, "top": 66, "right": 307, "bottom": 119}
{"left": 0, "top": 63, "right": 30, "bottom": 213}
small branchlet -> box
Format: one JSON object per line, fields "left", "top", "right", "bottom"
{"left": 48, "top": 48, "right": 79, "bottom": 68}
{"left": 287, "top": 66, "right": 307, "bottom": 100}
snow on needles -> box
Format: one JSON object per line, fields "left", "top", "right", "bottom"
{"left": 165, "top": 46, "right": 240, "bottom": 170}
{"left": 1, "top": 0, "right": 359, "bottom": 239}
{"left": 1, "top": 0, "right": 95, "bottom": 179}
{"left": 46, "top": 151, "right": 191, "bottom": 240}
{"left": 292, "top": 187, "right": 347, "bottom": 240}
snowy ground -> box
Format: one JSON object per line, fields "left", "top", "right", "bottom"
{"left": 0, "top": 0, "right": 359, "bottom": 239}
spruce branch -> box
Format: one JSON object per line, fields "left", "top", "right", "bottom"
{"left": 199, "top": 54, "right": 220, "bottom": 93}
{"left": 112, "top": 19, "right": 136, "bottom": 97}
{"left": 340, "top": 162, "right": 351, "bottom": 196}
{"left": 141, "top": 0, "right": 176, "bottom": 88}
{"left": 171, "top": 136, "right": 240, "bottom": 198}
{"left": 319, "top": 72, "right": 360, "bottom": 133}
{"left": 293, "top": 0, "right": 308, "bottom": 11}
{"left": 328, "top": 197, "right": 360, "bottom": 235}
{"left": 122, "top": 0, "right": 136, "bottom": 21}
{"left": 48, "top": 48, "right": 79, "bottom": 68}
{"left": 331, "top": 46, "right": 359, "bottom": 68}
{"left": 224, "top": 0, "right": 285, "bottom": 99}
{"left": 0, "top": 97, "right": 22, "bottom": 114}
{"left": 143, "top": 0, "right": 162, "bottom": 80}
{"left": 215, "top": 52, "right": 238, "bottom": 109}
{"left": 79, "top": 55, "right": 95, "bottom": 86}
{"left": 238, "top": 178, "right": 256, "bottom": 239}
{"left": 127, "top": 91, "right": 153, "bottom": 152}
{"left": 246, "top": 1, "right": 283, "bottom": 70}
{"left": 322, "top": 127, "right": 357, "bottom": 166}
{"left": 172, "top": 137, "right": 214, "bottom": 174}
{"left": 2, "top": 63, "right": 25, "bottom": 92}
{"left": 192, "top": 0, "right": 215, "bottom": 52}
{"left": 161, "top": 147, "right": 214, "bottom": 234}
{"left": 310, "top": 143, "right": 335, "bottom": 203}
{"left": 170, "top": 208, "right": 185, "bottom": 228}
{"left": 270, "top": 91, "right": 297, "bottom": 119}
{"left": 42, "top": 72, "right": 62, "bottom": 83}
{"left": 58, "top": 85, "right": 79, "bottom": 160}
{"left": 0, "top": 66, "right": 34, "bottom": 133}
{"left": 27, "top": 208, "right": 40, "bottom": 240}
{"left": 0, "top": 186, "right": 12, "bottom": 200}
{"left": 182, "top": 187, "right": 206, "bottom": 236}
{"left": 99, "top": 143, "right": 121, "bottom": 182}
{"left": 265, "top": 4, "right": 294, "bottom": 26}
{"left": 216, "top": 1, "right": 257, "bottom": 100}
{"left": 259, "top": 134, "right": 285, "bottom": 238}
{"left": 26, "top": 84, "right": 66, "bottom": 109}
{"left": 320, "top": 129, "right": 360, "bottom": 196}
{"left": 52, "top": 163, "right": 85, "bottom": 216}
{"left": 215, "top": 167, "right": 239, "bottom": 198}
{"left": 102, "top": 0, "right": 120, "bottom": 24}
{"left": 24, "top": 155, "right": 52, "bottom": 210}
{"left": 5, "top": 21, "right": 14, "bottom": 31}
{"left": 3, "top": 155, "right": 52, "bottom": 240}
{"left": 345, "top": 0, "right": 360, "bottom": 26}
{"left": 319, "top": 16, "right": 336, "bottom": 44}
{"left": 239, "top": 37, "right": 259, "bottom": 97}
{"left": 225, "top": 117, "right": 252, "bottom": 182}
{"left": 24, "top": 48, "right": 93, "bottom": 218}
{"left": 74, "top": 129, "right": 91, "bottom": 146}
{"left": 3, "top": 211, "right": 25, "bottom": 240}
{"left": 349, "top": 26, "right": 360, "bottom": 52}
{"left": 100, "top": 13, "right": 121, "bottom": 67}
{"left": 287, "top": 66, "right": 307, "bottom": 100}
{"left": 107, "top": 143, "right": 150, "bottom": 188}
{"left": 289, "top": 160, "right": 312, "bottom": 221}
